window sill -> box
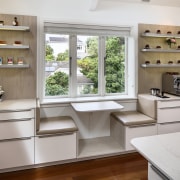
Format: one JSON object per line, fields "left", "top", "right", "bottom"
{"left": 40, "top": 95, "right": 137, "bottom": 105}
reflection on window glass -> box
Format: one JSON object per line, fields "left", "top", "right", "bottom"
{"left": 45, "top": 34, "right": 69, "bottom": 96}
{"left": 105, "top": 36, "right": 125, "bottom": 94}
{"left": 77, "top": 35, "right": 98, "bottom": 95}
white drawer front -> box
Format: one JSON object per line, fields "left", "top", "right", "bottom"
{"left": 158, "top": 122, "right": 180, "bottom": 134}
{"left": 126, "top": 124, "right": 157, "bottom": 151}
{"left": 157, "top": 107, "right": 180, "bottom": 123}
{"left": 35, "top": 133, "right": 77, "bottom": 164}
{"left": 0, "top": 119, "right": 34, "bottom": 140}
{"left": 0, "top": 109, "right": 34, "bottom": 121}
{"left": 157, "top": 100, "right": 180, "bottom": 109}
{"left": 0, "top": 138, "right": 34, "bottom": 170}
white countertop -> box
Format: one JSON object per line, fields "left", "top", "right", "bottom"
{"left": 0, "top": 99, "right": 36, "bottom": 110}
{"left": 71, "top": 101, "right": 123, "bottom": 112}
{"left": 131, "top": 132, "right": 180, "bottom": 180}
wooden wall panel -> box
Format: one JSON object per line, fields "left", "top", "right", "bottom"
{"left": 138, "top": 23, "right": 180, "bottom": 94}
{"left": 0, "top": 14, "right": 37, "bottom": 100}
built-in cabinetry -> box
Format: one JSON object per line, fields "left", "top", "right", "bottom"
{"left": 157, "top": 99, "right": 180, "bottom": 134}
{"left": 138, "top": 94, "right": 180, "bottom": 134}
{"left": 0, "top": 99, "right": 36, "bottom": 171}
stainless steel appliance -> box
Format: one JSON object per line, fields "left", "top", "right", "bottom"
{"left": 162, "top": 72, "right": 180, "bottom": 96}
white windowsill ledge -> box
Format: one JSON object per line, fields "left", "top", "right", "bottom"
{"left": 40, "top": 95, "right": 137, "bottom": 105}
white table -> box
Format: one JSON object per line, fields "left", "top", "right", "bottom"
{"left": 71, "top": 101, "right": 123, "bottom": 112}
{"left": 131, "top": 132, "right": 180, "bottom": 180}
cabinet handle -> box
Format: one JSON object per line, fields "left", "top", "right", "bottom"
{"left": 0, "top": 118, "right": 33, "bottom": 122}
{"left": 159, "top": 121, "right": 180, "bottom": 125}
{"left": 129, "top": 123, "right": 156, "bottom": 128}
{"left": 159, "top": 106, "right": 180, "bottom": 110}
{"left": 37, "top": 132, "right": 75, "bottom": 138}
{"left": 0, "top": 137, "right": 32, "bottom": 143}
{"left": 0, "top": 109, "right": 32, "bottom": 113}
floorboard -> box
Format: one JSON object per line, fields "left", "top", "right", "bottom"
{"left": 0, "top": 153, "right": 148, "bottom": 180}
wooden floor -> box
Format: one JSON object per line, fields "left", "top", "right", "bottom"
{"left": 0, "top": 153, "right": 148, "bottom": 180}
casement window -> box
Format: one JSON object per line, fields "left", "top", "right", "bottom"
{"left": 40, "top": 22, "right": 135, "bottom": 100}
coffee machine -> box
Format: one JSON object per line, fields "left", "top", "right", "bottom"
{"left": 162, "top": 72, "right": 180, "bottom": 96}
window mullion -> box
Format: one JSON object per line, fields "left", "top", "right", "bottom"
{"left": 98, "top": 36, "right": 106, "bottom": 96}
{"left": 69, "top": 34, "right": 77, "bottom": 97}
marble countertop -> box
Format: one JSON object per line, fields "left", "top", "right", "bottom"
{"left": 131, "top": 132, "right": 180, "bottom": 180}
{"left": 0, "top": 99, "right": 37, "bottom": 110}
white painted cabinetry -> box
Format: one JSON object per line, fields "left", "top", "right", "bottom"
{"left": 35, "top": 133, "right": 77, "bottom": 164}
{"left": 0, "top": 100, "right": 36, "bottom": 171}
{"left": 157, "top": 100, "right": 180, "bottom": 134}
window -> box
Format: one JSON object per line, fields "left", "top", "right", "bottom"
{"left": 40, "top": 23, "right": 135, "bottom": 100}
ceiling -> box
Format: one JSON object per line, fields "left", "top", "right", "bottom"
{"left": 89, "top": 0, "right": 180, "bottom": 11}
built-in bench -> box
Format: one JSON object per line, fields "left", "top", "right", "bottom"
{"left": 35, "top": 116, "right": 78, "bottom": 164}
{"left": 110, "top": 111, "right": 157, "bottom": 151}
{"left": 37, "top": 116, "right": 78, "bottom": 135}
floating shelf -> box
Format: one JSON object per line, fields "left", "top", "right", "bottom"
{"left": 0, "top": 64, "right": 30, "bottom": 68}
{"left": 0, "top": 25, "right": 30, "bottom": 31}
{"left": 0, "top": 45, "right": 29, "bottom": 49}
{"left": 141, "top": 32, "right": 180, "bottom": 38}
{"left": 141, "top": 64, "right": 180, "bottom": 68}
{"left": 141, "top": 48, "right": 180, "bottom": 53}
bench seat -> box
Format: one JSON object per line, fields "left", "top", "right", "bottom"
{"left": 111, "top": 111, "right": 156, "bottom": 126}
{"left": 37, "top": 116, "right": 78, "bottom": 135}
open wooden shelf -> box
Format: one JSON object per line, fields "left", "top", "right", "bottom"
{"left": 0, "top": 25, "right": 30, "bottom": 31}
{"left": 141, "top": 32, "right": 180, "bottom": 38}
{"left": 141, "top": 64, "right": 180, "bottom": 68}
{"left": 141, "top": 48, "right": 180, "bottom": 53}
{"left": 0, "top": 45, "right": 29, "bottom": 49}
{"left": 0, "top": 64, "right": 30, "bottom": 68}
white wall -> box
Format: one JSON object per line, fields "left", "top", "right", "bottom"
{"left": 1, "top": 0, "right": 180, "bottom": 26}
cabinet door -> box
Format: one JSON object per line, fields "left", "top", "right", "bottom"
{"left": 0, "top": 109, "right": 34, "bottom": 121}
{"left": 0, "top": 119, "right": 34, "bottom": 140}
{"left": 35, "top": 133, "right": 77, "bottom": 164}
{"left": 0, "top": 138, "right": 34, "bottom": 169}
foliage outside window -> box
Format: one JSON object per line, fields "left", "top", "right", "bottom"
{"left": 43, "top": 23, "right": 132, "bottom": 99}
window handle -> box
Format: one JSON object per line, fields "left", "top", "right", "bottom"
{"left": 104, "top": 56, "right": 106, "bottom": 76}
{"left": 70, "top": 57, "right": 72, "bottom": 76}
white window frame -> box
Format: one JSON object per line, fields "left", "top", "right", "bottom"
{"left": 38, "top": 22, "right": 136, "bottom": 103}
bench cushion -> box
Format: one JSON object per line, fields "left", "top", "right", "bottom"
{"left": 37, "top": 116, "right": 78, "bottom": 135}
{"left": 111, "top": 111, "right": 156, "bottom": 126}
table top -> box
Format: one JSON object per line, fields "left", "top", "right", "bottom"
{"left": 131, "top": 132, "right": 180, "bottom": 180}
{"left": 71, "top": 101, "right": 123, "bottom": 112}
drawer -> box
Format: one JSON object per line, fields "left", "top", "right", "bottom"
{"left": 158, "top": 122, "right": 180, "bottom": 134}
{"left": 126, "top": 124, "right": 157, "bottom": 150}
{"left": 0, "top": 137, "right": 34, "bottom": 170}
{"left": 0, "top": 109, "right": 34, "bottom": 121}
{"left": 157, "top": 107, "right": 180, "bottom": 123}
{"left": 0, "top": 119, "right": 34, "bottom": 140}
{"left": 157, "top": 100, "right": 180, "bottom": 109}
{"left": 35, "top": 132, "right": 77, "bottom": 164}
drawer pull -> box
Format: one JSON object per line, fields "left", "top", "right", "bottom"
{"left": 37, "top": 132, "right": 74, "bottom": 138}
{"left": 159, "top": 106, "right": 180, "bottom": 110}
{"left": 0, "top": 118, "right": 33, "bottom": 122}
{"left": 0, "top": 109, "right": 32, "bottom": 113}
{"left": 0, "top": 137, "right": 32, "bottom": 142}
